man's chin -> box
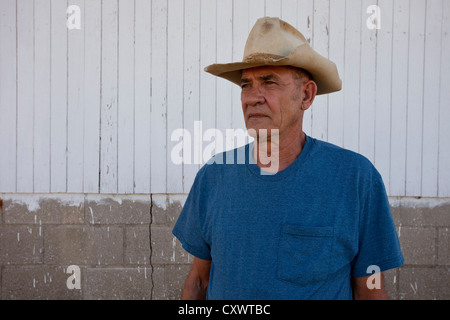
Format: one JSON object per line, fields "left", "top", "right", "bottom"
{"left": 245, "top": 127, "right": 280, "bottom": 140}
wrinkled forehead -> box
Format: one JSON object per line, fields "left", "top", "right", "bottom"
{"left": 240, "top": 66, "right": 312, "bottom": 86}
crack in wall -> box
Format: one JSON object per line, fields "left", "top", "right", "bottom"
{"left": 149, "top": 194, "right": 154, "bottom": 300}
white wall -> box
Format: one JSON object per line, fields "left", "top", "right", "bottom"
{"left": 0, "top": 0, "right": 449, "bottom": 196}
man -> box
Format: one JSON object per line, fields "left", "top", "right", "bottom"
{"left": 172, "top": 17, "right": 403, "bottom": 300}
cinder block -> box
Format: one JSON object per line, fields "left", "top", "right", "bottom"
{"left": 44, "top": 226, "right": 123, "bottom": 265}
{"left": 174, "top": 237, "right": 194, "bottom": 265}
{"left": 1, "top": 265, "right": 84, "bottom": 300}
{"left": 124, "top": 226, "right": 151, "bottom": 265}
{"left": 0, "top": 226, "right": 43, "bottom": 264}
{"left": 84, "top": 267, "right": 153, "bottom": 300}
{"left": 85, "top": 194, "right": 151, "bottom": 225}
{"left": 151, "top": 226, "right": 193, "bottom": 265}
{"left": 399, "top": 267, "right": 450, "bottom": 300}
{"left": 383, "top": 268, "right": 399, "bottom": 300}
{"left": 398, "top": 227, "right": 436, "bottom": 265}
{"left": 151, "top": 266, "right": 165, "bottom": 300}
{"left": 150, "top": 264, "right": 190, "bottom": 300}
{"left": 389, "top": 199, "right": 401, "bottom": 226}
{"left": 0, "top": 195, "right": 4, "bottom": 224}
{"left": 151, "top": 194, "right": 168, "bottom": 226}
{"left": 150, "top": 226, "right": 174, "bottom": 265}
{"left": 390, "top": 198, "right": 450, "bottom": 227}
{"left": 163, "top": 264, "right": 191, "bottom": 300}
{"left": 2, "top": 194, "right": 84, "bottom": 224}
{"left": 437, "top": 228, "right": 449, "bottom": 265}
{"left": 167, "top": 195, "right": 186, "bottom": 227}
{"left": 151, "top": 194, "right": 186, "bottom": 227}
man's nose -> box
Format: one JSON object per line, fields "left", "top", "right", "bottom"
{"left": 242, "top": 86, "right": 265, "bottom": 106}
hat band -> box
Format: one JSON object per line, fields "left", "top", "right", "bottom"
{"left": 243, "top": 53, "right": 285, "bottom": 63}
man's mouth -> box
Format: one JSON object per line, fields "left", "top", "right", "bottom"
{"left": 248, "top": 113, "right": 269, "bottom": 119}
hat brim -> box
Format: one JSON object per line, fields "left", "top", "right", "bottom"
{"left": 204, "top": 44, "right": 342, "bottom": 95}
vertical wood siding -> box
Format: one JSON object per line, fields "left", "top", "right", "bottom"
{"left": 0, "top": 0, "right": 449, "bottom": 196}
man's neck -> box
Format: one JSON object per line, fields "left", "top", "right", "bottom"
{"left": 253, "top": 131, "right": 306, "bottom": 173}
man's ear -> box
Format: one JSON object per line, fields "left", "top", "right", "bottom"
{"left": 301, "top": 80, "right": 317, "bottom": 111}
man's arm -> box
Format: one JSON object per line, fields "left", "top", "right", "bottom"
{"left": 351, "top": 273, "right": 390, "bottom": 300}
{"left": 181, "top": 257, "right": 212, "bottom": 300}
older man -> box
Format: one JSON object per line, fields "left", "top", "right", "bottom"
{"left": 172, "top": 17, "right": 403, "bottom": 300}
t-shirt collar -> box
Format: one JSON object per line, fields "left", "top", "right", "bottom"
{"left": 246, "top": 132, "right": 313, "bottom": 180}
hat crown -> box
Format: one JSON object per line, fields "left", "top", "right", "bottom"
{"left": 204, "top": 16, "right": 342, "bottom": 95}
{"left": 243, "top": 17, "right": 308, "bottom": 61}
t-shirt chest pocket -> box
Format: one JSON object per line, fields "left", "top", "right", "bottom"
{"left": 277, "top": 224, "right": 334, "bottom": 286}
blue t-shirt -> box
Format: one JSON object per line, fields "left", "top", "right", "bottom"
{"left": 172, "top": 134, "right": 404, "bottom": 300}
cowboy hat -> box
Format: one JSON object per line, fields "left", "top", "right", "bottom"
{"left": 204, "top": 17, "right": 342, "bottom": 95}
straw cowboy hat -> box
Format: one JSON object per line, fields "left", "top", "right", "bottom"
{"left": 205, "top": 17, "right": 342, "bottom": 95}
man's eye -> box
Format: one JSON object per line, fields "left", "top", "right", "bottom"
{"left": 241, "top": 83, "right": 250, "bottom": 89}
{"left": 264, "top": 81, "right": 276, "bottom": 85}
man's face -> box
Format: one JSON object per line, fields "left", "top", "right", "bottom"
{"left": 240, "top": 66, "right": 306, "bottom": 140}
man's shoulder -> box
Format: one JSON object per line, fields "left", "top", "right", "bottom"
{"left": 310, "top": 137, "right": 379, "bottom": 176}
{"left": 313, "top": 138, "right": 372, "bottom": 163}
{"left": 204, "top": 144, "right": 249, "bottom": 166}
{"left": 309, "top": 137, "right": 385, "bottom": 193}
{"left": 195, "top": 144, "right": 248, "bottom": 177}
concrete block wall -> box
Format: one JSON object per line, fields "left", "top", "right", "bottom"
{"left": 389, "top": 198, "right": 450, "bottom": 300}
{"left": 0, "top": 193, "right": 165, "bottom": 300}
{"left": 0, "top": 193, "right": 448, "bottom": 300}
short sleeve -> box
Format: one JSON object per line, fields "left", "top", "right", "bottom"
{"left": 172, "top": 171, "right": 212, "bottom": 261}
{"left": 351, "top": 174, "right": 404, "bottom": 278}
